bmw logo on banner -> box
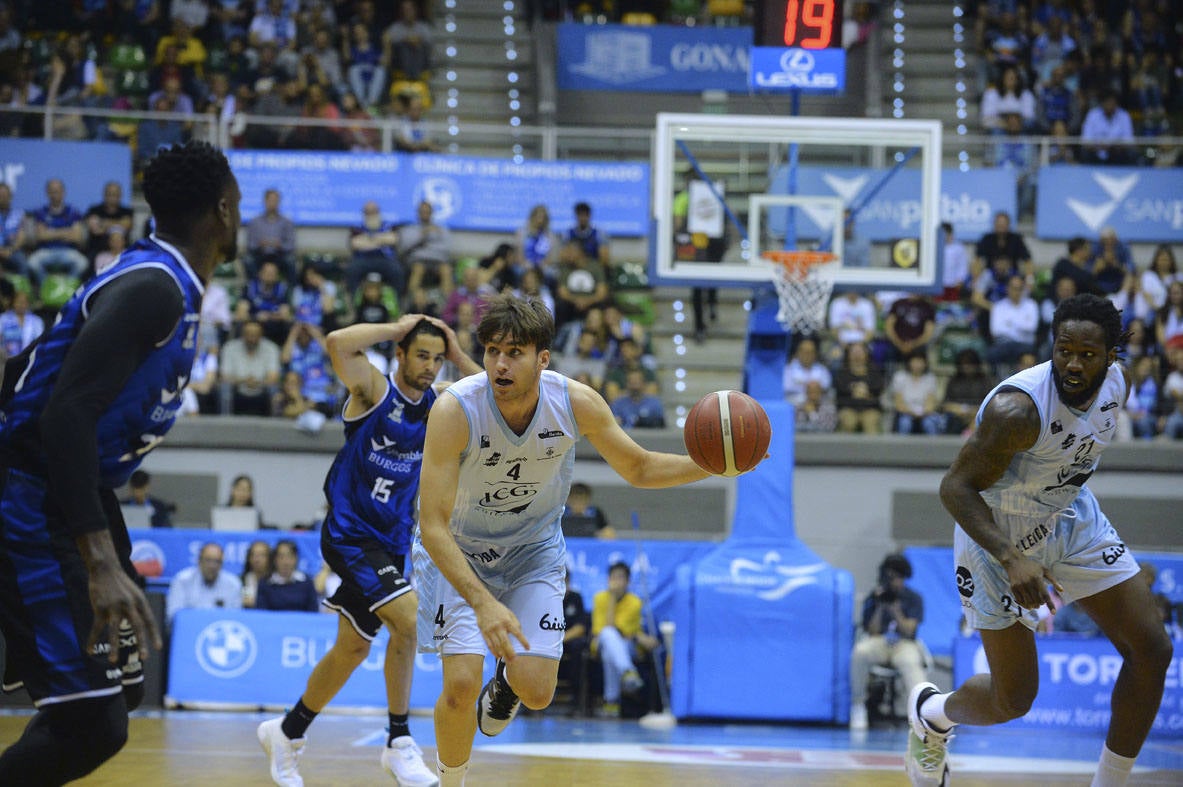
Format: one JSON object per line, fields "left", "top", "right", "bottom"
{"left": 195, "top": 620, "right": 258, "bottom": 679}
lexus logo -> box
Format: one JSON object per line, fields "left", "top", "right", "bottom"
{"left": 779, "top": 49, "right": 816, "bottom": 72}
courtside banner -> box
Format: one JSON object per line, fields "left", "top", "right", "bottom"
{"left": 954, "top": 635, "right": 1183, "bottom": 736}
{"left": 564, "top": 537, "right": 715, "bottom": 626}
{"left": 0, "top": 139, "right": 132, "bottom": 212}
{"left": 766, "top": 166, "right": 1014, "bottom": 243}
{"left": 127, "top": 527, "right": 322, "bottom": 584}
{"left": 226, "top": 150, "right": 649, "bottom": 235}
{"left": 556, "top": 22, "right": 750, "bottom": 92}
{"left": 167, "top": 608, "right": 448, "bottom": 709}
{"left": 1036, "top": 166, "right": 1183, "bottom": 242}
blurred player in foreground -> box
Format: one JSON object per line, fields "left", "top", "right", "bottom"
{"left": 0, "top": 141, "right": 241, "bottom": 783}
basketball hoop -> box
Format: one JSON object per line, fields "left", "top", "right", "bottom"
{"left": 761, "top": 250, "right": 840, "bottom": 333}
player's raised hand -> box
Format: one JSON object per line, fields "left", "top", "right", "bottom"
{"left": 474, "top": 597, "right": 530, "bottom": 662}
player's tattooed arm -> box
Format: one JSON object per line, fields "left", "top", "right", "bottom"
{"left": 940, "top": 390, "right": 1060, "bottom": 610}
{"left": 940, "top": 390, "right": 1039, "bottom": 563}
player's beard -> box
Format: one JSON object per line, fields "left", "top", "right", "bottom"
{"left": 401, "top": 365, "right": 433, "bottom": 393}
{"left": 1052, "top": 363, "right": 1105, "bottom": 409}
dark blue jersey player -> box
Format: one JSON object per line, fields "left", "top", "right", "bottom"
{"left": 258, "top": 314, "right": 480, "bottom": 787}
{"left": 0, "top": 142, "right": 241, "bottom": 784}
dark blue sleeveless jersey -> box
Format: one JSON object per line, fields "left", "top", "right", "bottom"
{"left": 0, "top": 236, "right": 202, "bottom": 487}
{"left": 323, "top": 377, "right": 436, "bottom": 554}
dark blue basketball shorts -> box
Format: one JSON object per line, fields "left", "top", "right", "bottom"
{"left": 0, "top": 468, "right": 143, "bottom": 706}
{"left": 320, "top": 524, "right": 412, "bottom": 640}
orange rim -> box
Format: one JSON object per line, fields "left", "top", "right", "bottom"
{"left": 760, "top": 250, "right": 839, "bottom": 277}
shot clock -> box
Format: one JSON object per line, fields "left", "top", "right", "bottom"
{"left": 754, "top": 0, "right": 845, "bottom": 49}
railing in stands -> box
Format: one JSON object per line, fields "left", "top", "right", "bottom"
{"left": 4, "top": 103, "right": 1181, "bottom": 176}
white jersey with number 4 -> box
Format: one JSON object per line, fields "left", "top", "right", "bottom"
{"left": 445, "top": 369, "right": 578, "bottom": 551}
{"left": 974, "top": 361, "right": 1126, "bottom": 519}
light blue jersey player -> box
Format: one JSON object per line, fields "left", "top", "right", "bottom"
{"left": 416, "top": 294, "right": 729, "bottom": 787}
{"left": 0, "top": 142, "right": 241, "bottom": 784}
{"left": 904, "top": 294, "right": 1173, "bottom": 787}
{"left": 259, "top": 315, "right": 479, "bottom": 787}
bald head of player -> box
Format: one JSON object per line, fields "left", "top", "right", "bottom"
{"left": 141, "top": 141, "right": 242, "bottom": 282}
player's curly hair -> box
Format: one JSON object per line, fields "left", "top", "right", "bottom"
{"left": 142, "top": 141, "right": 233, "bottom": 229}
{"left": 1051, "top": 293, "right": 1125, "bottom": 351}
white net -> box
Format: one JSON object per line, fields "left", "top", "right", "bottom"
{"left": 764, "top": 252, "right": 839, "bottom": 333}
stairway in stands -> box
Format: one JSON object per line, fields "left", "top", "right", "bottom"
{"left": 879, "top": 1, "right": 974, "bottom": 166}
{"left": 646, "top": 287, "right": 755, "bottom": 426}
{"left": 432, "top": 0, "right": 535, "bottom": 157}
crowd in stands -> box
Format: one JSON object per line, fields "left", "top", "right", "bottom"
{"left": 0, "top": 0, "right": 440, "bottom": 163}
{"left": 973, "top": 0, "right": 1181, "bottom": 170}
{"left": 165, "top": 536, "right": 325, "bottom": 619}
{"left": 0, "top": 177, "right": 672, "bottom": 430}
{"left": 792, "top": 215, "right": 1183, "bottom": 440}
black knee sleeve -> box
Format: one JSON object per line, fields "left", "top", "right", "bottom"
{"left": 0, "top": 692, "right": 128, "bottom": 786}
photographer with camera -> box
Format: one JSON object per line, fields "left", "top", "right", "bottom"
{"left": 849, "top": 552, "right": 927, "bottom": 730}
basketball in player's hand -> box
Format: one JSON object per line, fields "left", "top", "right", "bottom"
{"left": 684, "top": 390, "right": 772, "bottom": 476}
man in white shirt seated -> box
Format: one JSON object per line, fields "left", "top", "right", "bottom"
{"left": 166, "top": 542, "right": 243, "bottom": 620}
{"left": 783, "top": 337, "right": 833, "bottom": 408}
{"left": 987, "top": 274, "right": 1039, "bottom": 376}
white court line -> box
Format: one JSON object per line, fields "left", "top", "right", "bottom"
{"left": 481, "top": 742, "right": 1107, "bottom": 775}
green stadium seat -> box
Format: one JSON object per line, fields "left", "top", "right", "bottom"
{"left": 39, "top": 273, "right": 81, "bottom": 311}
{"left": 108, "top": 43, "right": 148, "bottom": 72}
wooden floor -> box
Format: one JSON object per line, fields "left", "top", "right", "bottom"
{"left": 3, "top": 710, "right": 1183, "bottom": 786}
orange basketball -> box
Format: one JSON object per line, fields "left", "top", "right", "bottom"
{"left": 684, "top": 390, "right": 772, "bottom": 477}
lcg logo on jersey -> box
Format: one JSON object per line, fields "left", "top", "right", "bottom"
{"left": 195, "top": 620, "right": 257, "bottom": 679}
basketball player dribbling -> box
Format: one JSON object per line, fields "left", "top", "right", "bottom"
{"left": 413, "top": 294, "right": 747, "bottom": 786}
{"left": 905, "top": 294, "right": 1172, "bottom": 787}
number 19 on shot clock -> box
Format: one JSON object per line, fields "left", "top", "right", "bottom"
{"left": 754, "top": 0, "right": 845, "bottom": 49}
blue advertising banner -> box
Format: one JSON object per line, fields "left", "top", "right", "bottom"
{"left": 767, "top": 166, "right": 1014, "bottom": 243}
{"left": 128, "top": 528, "right": 323, "bottom": 587}
{"left": 557, "top": 23, "right": 751, "bottom": 93}
{"left": 564, "top": 537, "right": 716, "bottom": 627}
{"left": 749, "top": 46, "right": 846, "bottom": 93}
{"left": 167, "top": 608, "right": 453, "bottom": 709}
{"left": 164, "top": 538, "right": 711, "bottom": 710}
{"left": 0, "top": 139, "right": 132, "bottom": 212}
{"left": 954, "top": 634, "right": 1183, "bottom": 736}
{"left": 226, "top": 150, "right": 649, "bottom": 236}
{"left": 1036, "top": 166, "right": 1183, "bottom": 242}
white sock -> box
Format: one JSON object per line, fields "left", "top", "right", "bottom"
{"left": 920, "top": 692, "right": 955, "bottom": 732}
{"left": 1091, "top": 745, "right": 1135, "bottom": 787}
{"left": 437, "top": 758, "right": 468, "bottom": 787}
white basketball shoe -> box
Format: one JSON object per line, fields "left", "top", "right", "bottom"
{"left": 905, "top": 682, "right": 952, "bottom": 786}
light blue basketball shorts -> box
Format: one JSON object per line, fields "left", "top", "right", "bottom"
{"left": 954, "top": 487, "right": 1141, "bottom": 631}
{"left": 411, "top": 536, "right": 565, "bottom": 661}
